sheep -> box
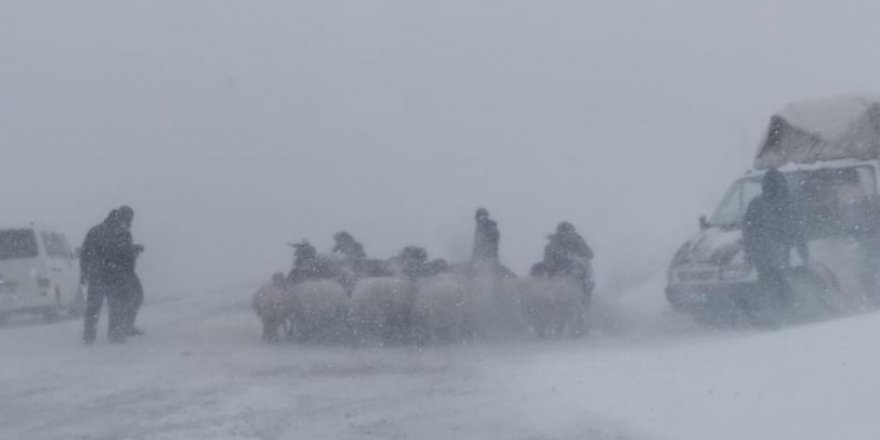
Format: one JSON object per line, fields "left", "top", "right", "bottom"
{"left": 288, "top": 279, "right": 350, "bottom": 343}
{"left": 413, "top": 273, "right": 473, "bottom": 343}
{"left": 466, "top": 272, "right": 528, "bottom": 339}
{"left": 349, "top": 277, "right": 414, "bottom": 344}
{"left": 252, "top": 274, "right": 292, "bottom": 343}
{"left": 518, "top": 276, "right": 589, "bottom": 338}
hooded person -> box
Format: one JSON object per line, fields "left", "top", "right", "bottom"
{"left": 471, "top": 208, "right": 500, "bottom": 266}
{"left": 743, "top": 168, "right": 809, "bottom": 309}
{"left": 80, "top": 207, "right": 140, "bottom": 343}
{"left": 543, "top": 222, "right": 593, "bottom": 275}
{"left": 116, "top": 206, "right": 145, "bottom": 337}
{"left": 398, "top": 246, "right": 429, "bottom": 280}
{"left": 287, "top": 241, "right": 340, "bottom": 286}
{"left": 332, "top": 231, "right": 366, "bottom": 261}
{"left": 542, "top": 222, "right": 594, "bottom": 298}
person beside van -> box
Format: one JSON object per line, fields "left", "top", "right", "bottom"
{"left": 80, "top": 207, "right": 140, "bottom": 344}
{"left": 116, "top": 206, "right": 145, "bottom": 337}
{"left": 743, "top": 169, "right": 809, "bottom": 310}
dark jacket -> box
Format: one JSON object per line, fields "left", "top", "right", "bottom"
{"left": 287, "top": 256, "right": 340, "bottom": 286}
{"left": 543, "top": 230, "right": 593, "bottom": 275}
{"left": 472, "top": 218, "right": 500, "bottom": 263}
{"left": 80, "top": 221, "right": 138, "bottom": 285}
{"left": 742, "top": 169, "right": 808, "bottom": 271}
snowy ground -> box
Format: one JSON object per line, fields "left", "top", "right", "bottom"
{"left": 2, "top": 276, "right": 880, "bottom": 440}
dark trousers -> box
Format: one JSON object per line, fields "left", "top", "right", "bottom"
{"left": 83, "top": 280, "right": 128, "bottom": 343}
{"left": 756, "top": 265, "right": 790, "bottom": 310}
{"left": 123, "top": 272, "right": 144, "bottom": 332}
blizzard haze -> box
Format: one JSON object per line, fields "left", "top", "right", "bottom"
{"left": 2, "top": 0, "right": 880, "bottom": 293}
{"left": 9, "top": 2, "right": 880, "bottom": 440}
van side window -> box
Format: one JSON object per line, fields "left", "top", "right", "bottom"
{"left": 42, "top": 232, "right": 72, "bottom": 259}
{"left": 0, "top": 229, "right": 38, "bottom": 260}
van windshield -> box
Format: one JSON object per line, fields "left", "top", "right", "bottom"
{"left": 708, "top": 166, "right": 877, "bottom": 233}
{"left": 0, "top": 229, "right": 38, "bottom": 260}
{"left": 708, "top": 177, "right": 762, "bottom": 228}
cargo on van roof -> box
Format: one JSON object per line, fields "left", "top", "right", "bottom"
{"left": 754, "top": 94, "right": 880, "bottom": 170}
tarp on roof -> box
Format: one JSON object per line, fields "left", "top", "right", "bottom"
{"left": 754, "top": 94, "right": 880, "bottom": 169}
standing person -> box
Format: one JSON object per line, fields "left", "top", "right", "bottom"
{"left": 332, "top": 231, "right": 366, "bottom": 261}
{"left": 80, "top": 207, "right": 140, "bottom": 344}
{"left": 743, "top": 169, "right": 809, "bottom": 311}
{"left": 471, "top": 208, "right": 500, "bottom": 266}
{"left": 117, "top": 206, "right": 145, "bottom": 336}
{"left": 543, "top": 222, "right": 595, "bottom": 299}
{"left": 543, "top": 222, "right": 593, "bottom": 275}
{"left": 287, "top": 241, "right": 340, "bottom": 286}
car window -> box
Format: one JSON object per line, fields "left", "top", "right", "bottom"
{"left": 792, "top": 166, "right": 873, "bottom": 238}
{"left": 0, "top": 229, "right": 39, "bottom": 260}
{"left": 42, "top": 231, "right": 72, "bottom": 259}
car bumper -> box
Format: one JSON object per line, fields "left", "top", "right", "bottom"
{"left": 0, "top": 290, "right": 57, "bottom": 314}
{"left": 666, "top": 281, "right": 762, "bottom": 313}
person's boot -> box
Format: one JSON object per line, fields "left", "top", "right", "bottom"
{"left": 125, "top": 326, "right": 144, "bottom": 336}
{"left": 83, "top": 321, "right": 97, "bottom": 345}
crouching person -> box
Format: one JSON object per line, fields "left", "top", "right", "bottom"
{"left": 253, "top": 273, "right": 291, "bottom": 342}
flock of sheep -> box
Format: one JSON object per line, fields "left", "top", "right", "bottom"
{"left": 252, "top": 266, "right": 592, "bottom": 345}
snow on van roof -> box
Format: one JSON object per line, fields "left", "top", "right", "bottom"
{"left": 754, "top": 94, "right": 880, "bottom": 169}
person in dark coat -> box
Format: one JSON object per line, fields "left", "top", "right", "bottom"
{"left": 542, "top": 222, "right": 594, "bottom": 299}
{"left": 398, "top": 246, "right": 429, "bottom": 280}
{"left": 543, "top": 222, "right": 593, "bottom": 276}
{"left": 332, "top": 231, "right": 366, "bottom": 261}
{"left": 742, "top": 169, "right": 809, "bottom": 309}
{"left": 287, "top": 241, "right": 339, "bottom": 286}
{"left": 471, "top": 208, "right": 500, "bottom": 265}
{"left": 80, "top": 208, "right": 140, "bottom": 344}
{"left": 115, "top": 206, "right": 145, "bottom": 337}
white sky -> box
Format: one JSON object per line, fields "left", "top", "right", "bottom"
{"left": 2, "top": 0, "right": 880, "bottom": 294}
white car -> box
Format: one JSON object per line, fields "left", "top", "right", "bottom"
{"left": 0, "top": 225, "right": 83, "bottom": 320}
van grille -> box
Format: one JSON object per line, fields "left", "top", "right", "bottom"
{"left": 678, "top": 270, "right": 717, "bottom": 283}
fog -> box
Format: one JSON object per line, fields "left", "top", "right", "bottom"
{"left": 2, "top": 0, "right": 880, "bottom": 295}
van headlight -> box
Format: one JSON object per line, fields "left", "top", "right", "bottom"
{"left": 671, "top": 242, "right": 693, "bottom": 267}
{"left": 710, "top": 242, "right": 742, "bottom": 266}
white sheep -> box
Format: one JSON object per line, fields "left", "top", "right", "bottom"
{"left": 413, "top": 273, "right": 473, "bottom": 343}
{"left": 288, "top": 279, "right": 350, "bottom": 343}
{"left": 467, "top": 273, "right": 528, "bottom": 339}
{"left": 252, "top": 279, "right": 291, "bottom": 343}
{"left": 518, "top": 276, "right": 589, "bottom": 338}
{"left": 349, "top": 277, "right": 414, "bottom": 344}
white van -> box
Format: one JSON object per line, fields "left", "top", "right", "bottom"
{"left": 0, "top": 225, "right": 83, "bottom": 320}
{"left": 666, "top": 94, "right": 880, "bottom": 325}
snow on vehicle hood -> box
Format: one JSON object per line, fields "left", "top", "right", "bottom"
{"left": 754, "top": 94, "right": 880, "bottom": 169}
{"left": 682, "top": 227, "right": 743, "bottom": 265}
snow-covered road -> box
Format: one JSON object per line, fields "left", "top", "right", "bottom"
{"left": 3, "top": 278, "right": 879, "bottom": 440}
